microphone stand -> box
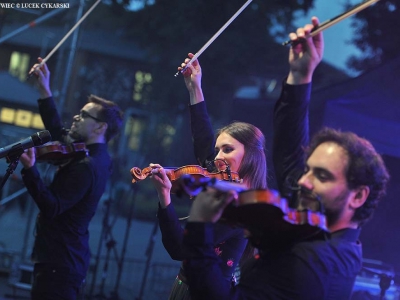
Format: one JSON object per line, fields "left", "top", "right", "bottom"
{"left": 362, "top": 266, "right": 394, "bottom": 300}
{"left": 0, "top": 145, "right": 24, "bottom": 192}
{"left": 136, "top": 218, "right": 159, "bottom": 300}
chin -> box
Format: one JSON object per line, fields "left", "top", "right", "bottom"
{"left": 298, "top": 198, "right": 321, "bottom": 211}
{"left": 68, "top": 132, "right": 82, "bottom": 142}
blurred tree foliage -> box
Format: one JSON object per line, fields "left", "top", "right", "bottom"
{"left": 0, "top": 0, "right": 320, "bottom": 168}
{"left": 123, "top": 0, "right": 315, "bottom": 121}
{"left": 74, "top": 0, "right": 319, "bottom": 167}
{"left": 347, "top": 0, "right": 399, "bottom": 72}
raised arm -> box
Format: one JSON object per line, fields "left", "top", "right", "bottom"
{"left": 180, "top": 53, "right": 215, "bottom": 168}
{"left": 273, "top": 17, "right": 324, "bottom": 203}
{"left": 30, "top": 57, "right": 66, "bottom": 142}
{"left": 153, "top": 55, "right": 214, "bottom": 261}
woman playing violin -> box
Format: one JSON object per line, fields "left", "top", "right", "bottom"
{"left": 148, "top": 54, "right": 267, "bottom": 300}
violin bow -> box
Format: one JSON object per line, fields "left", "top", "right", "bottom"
{"left": 174, "top": 0, "right": 253, "bottom": 77}
{"left": 282, "top": 0, "right": 381, "bottom": 46}
{"left": 27, "top": 0, "right": 101, "bottom": 78}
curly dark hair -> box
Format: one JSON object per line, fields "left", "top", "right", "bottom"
{"left": 216, "top": 122, "right": 267, "bottom": 189}
{"left": 88, "top": 95, "right": 124, "bottom": 142}
{"left": 306, "top": 127, "right": 390, "bottom": 226}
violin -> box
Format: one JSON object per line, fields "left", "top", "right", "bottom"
{"left": 179, "top": 175, "right": 328, "bottom": 248}
{"left": 35, "top": 142, "right": 88, "bottom": 164}
{"left": 130, "top": 165, "right": 241, "bottom": 194}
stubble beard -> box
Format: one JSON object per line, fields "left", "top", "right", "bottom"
{"left": 297, "top": 187, "right": 350, "bottom": 228}
{"left": 323, "top": 189, "right": 350, "bottom": 228}
{"left": 67, "top": 130, "right": 84, "bottom": 143}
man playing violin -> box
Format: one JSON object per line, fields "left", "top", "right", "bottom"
{"left": 182, "top": 17, "right": 389, "bottom": 300}
{"left": 19, "top": 58, "right": 123, "bottom": 300}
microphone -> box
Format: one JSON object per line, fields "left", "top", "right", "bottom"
{"left": 205, "top": 159, "right": 215, "bottom": 172}
{"left": 0, "top": 130, "right": 52, "bottom": 159}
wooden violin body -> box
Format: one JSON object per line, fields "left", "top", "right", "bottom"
{"left": 130, "top": 165, "right": 241, "bottom": 194}
{"left": 180, "top": 175, "right": 329, "bottom": 247}
{"left": 35, "top": 142, "right": 88, "bottom": 164}
{"left": 222, "top": 189, "right": 327, "bottom": 231}
{"left": 222, "top": 189, "right": 328, "bottom": 249}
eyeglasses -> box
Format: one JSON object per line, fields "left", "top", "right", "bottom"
{"left": 79, "top": 110, "right": 104, "bottom": 123}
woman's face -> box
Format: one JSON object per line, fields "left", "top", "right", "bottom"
{"left": 214, "top": 132, "right": 245, "bottom": 173}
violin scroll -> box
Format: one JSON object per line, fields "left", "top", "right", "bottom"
{"left": 130, "top": 166, "right": 152, "bottom": 183}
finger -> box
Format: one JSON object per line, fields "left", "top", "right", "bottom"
{"left": 41, "top": 60, "right": 50, "bottom": 75}
{"left": 187, "top": 63, "right": 197, "bottom": 74}
{"left": 178, "top": 60, "right": 187, "bottom": 71}
{"left": 206, "top": 186, "right": 221, "bottom": 197}
{"left": 30, "top": 64, "right": 41, "bottom": 76}
{"left": 243, "top": 229, "right": 252, "bottom": 238}
{"left": 185, "top": 54, "right": 199, "bottom": 67}
{"left": 190, "top": 58, "right": 199, "bottom": 68}
{"left": 226, "top": 190, "right": 239, "bottom": 206}
{"left": 157, "top": 167, "right": 170, "bottom": 181}
{"left": 311, "top": 16, "right": 319, "bottom": 26}
{"left": 295, "top": 26, "right": 307, "bottom": 39}
{"left": 28, "top": 147, "right": 36, "bottom": 157}
{"left": 181, "top": 64, "right": 192, "bottom": 76}
{"left": 303, "top": 24, "right": 314, "bottom": 35}
{"left": 222, "top": 190, "right": 237, "bottom": 207}
{"left": 37, "top": 57, "right": 46, "bottom": 73}
{"left": 180, "top": 62, "right": 189, "bottom": 71}
{"left": 149, "top": 163, "right": 162, "bottom": 168}
{"left": 292, "top": 23, "right": 313, "bottom": 51}
{"left": 301, "top": 20, "right": 321, "bottom": 55}
{"left": 207, "top": 189, "right": 231, "bottom": 211}
{"left": 288, "top": 32, "right": 297, "bottom": 42}
{"left": 311, "top": 16, "right": 324, "bottom": 53}
{"left": 149, "top": 163, "right": 161, "bottom": 176}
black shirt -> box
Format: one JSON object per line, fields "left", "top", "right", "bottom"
{"left": 183, "top": 83, "right": 363, "bottom": 300}
{"left": 21, "top": 97, "right": 111, "bottom": 277}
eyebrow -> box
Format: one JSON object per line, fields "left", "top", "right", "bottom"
{"left": 215, "top": 143, "right": 234, "bottom": 149}
{"left": 311, "top": 166, "right": 336, "bottom": 179}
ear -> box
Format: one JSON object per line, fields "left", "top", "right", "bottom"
{"left": 95, "top": 122, "right": 108, "bottom": 136}
{"left": 349, "top": 185, "right": 370, "bottom": 209}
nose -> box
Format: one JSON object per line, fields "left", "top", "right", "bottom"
{"left": 73, "top": 114, "right": 80, "bottom": 121}
{"left": 215, "top": 150, "right": 224, "bottom": 161}
{"left": 297, "top": 172, "right": 313, "bottom": 191}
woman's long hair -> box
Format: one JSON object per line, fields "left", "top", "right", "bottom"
{"left": 217, "top": 122, "right": 268, "bottom": 271}
{"left": 216, "top": 122, "right": 268, "bottom": 189}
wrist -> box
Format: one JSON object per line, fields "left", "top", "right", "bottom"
{"left": 23, "top": 164, "right": 34, "bottom": 170}
{"left": 188, "top": 86, "right": 204, "bottom": 105}
{"left": 158, "top": 191, "right": 171, "bottom": 209}
{"left": 188, "top": 215, "right": 207, "bottom": 222}
{"left": 39, "top": 89, "right": 52, "bottom": 99}
{"left": 287, "top": 70, "right": 312, "bottom": 85}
